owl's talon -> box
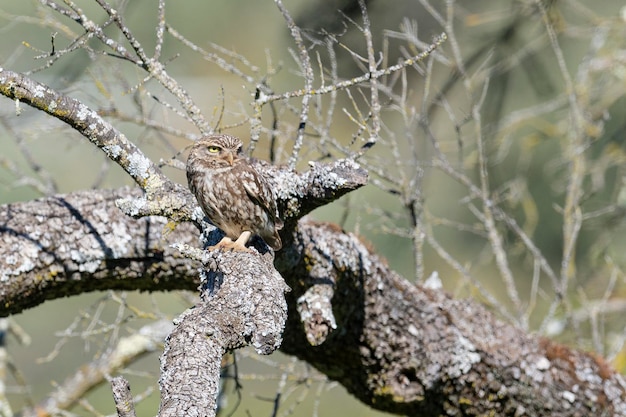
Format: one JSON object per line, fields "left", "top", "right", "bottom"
{"left": 208, "top": 236, "right": 251, "bottom": 252}
{"left": 207, "top": 237, "right": 232, "bottom": 251}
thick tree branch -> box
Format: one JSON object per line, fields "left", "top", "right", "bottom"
{"left": 2, "top": 187, "right": 625, "bottom": 415}
{"left": 0, "top": 156, "right": 366, "bottom": 317}
{"left": 158, "top": 249, "right": 288, "bottom": 416}
{"left": 280, "top": 222, "right": 626, "bottom": 415}
{"left": 0, "top": 187, "right": 199, "bottom": 315}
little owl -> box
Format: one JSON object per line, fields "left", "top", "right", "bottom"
{"left": 186, "top": 134, "right": 283, "bottom": 251}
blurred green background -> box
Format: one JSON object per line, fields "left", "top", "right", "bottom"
{"left": 2, "top": 0, "right": 626, "bottom": 415}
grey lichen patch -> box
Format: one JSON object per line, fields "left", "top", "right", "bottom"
{"left": 77, "top": 259, "right": 101, "bottom": 274}
{"left": 33, "top": 84, "right": 46, "bottom": 98}
{"left": 333, "top": 231, "right": 374, "bottom": 276}
{"left": 316, "top": 166, "right": 347, "bottom": 189}
{"left": 448, "top": 338, "right": 481, "bottom": 378}
{"left": 536, "top": 356, "right": 550, "bottom": 371}
{"left": 142, "top": 174, "right": 167, "bottom": 196}
{"left": 171, "top": 242, "right": 210, "bottom": 265}
{"left": 127, "top": 152, "right": 151, "bottom": 180}
{"left": 575, "top": 364, "right": 603, "bottom": 385}
{"left": 340, "top": 158, "right": 362, "bottom": 170}
{"left": 116, "top": 197, "right": 148, "bottom": 217}
{"left": 297, "top": 284, "right": 337, "bottom": 346}
{"left": 604, "top": 378, "right": 626, "bottom": 414}
{"left": 521, "top": 357, "right": 549, "bottom": 384}
{"left": 66, "top": 213, "right": 130, "bottom": 272}
{"left": 76, "top": 103, "right": 93, "bottom": 121}
{"left": 108, "top": 220, "right": 133, "bottom": 258}
{"left": 102, "top": 144, "right": 123, "bottom": 160}
{"left": 190, "top": 206, "right": 205, "bottom": 223}
{"left": 423, "top": 271, "right": 442, "bottom": 290}
{"left": 1, "top": 240, "right": 39, "bottom": 281}
{"left": 272, "top": 169, "right": 307, "bottom": 216}
{"left": 561, "top": 390, "right": 576, "bottom": 404}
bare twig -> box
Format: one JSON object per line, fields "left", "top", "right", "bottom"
{"left": 111, "top": 376, "right": 137, "bottom": 417}
{"left": 256, "top": 34, "right": 446, "bottom": 105}
{"left": 472, "top": 78, "right": 524, "bottom": 321}
{"left": 358, "top": 0, "right": 381, "bottom": 153}
{"left": 274, "top": 0, "right": 313, "bottom": 170}
{"left": 534, "top": 0, "right": 586, "bottom": 302}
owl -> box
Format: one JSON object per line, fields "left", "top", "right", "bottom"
{"left": 186, "top": 134, "right": 283, "bottom": 251}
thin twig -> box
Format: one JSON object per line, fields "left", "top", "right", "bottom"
{"left": 534, "top": 0, "right": 586, "bottom": 301}
{"left": 257, "top": 34, "right": 446, "bottom": 105}
{"left": 154, "top": 0, "right": 166, "bottom": 61}
{"left": 358, "top": 0, "right": 381, "bottom": 153}
{"left": 274, "top": 0, "right": 313, "bottom": 170}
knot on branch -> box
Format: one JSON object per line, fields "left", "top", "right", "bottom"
{"left": 296, "top": 283, "right": 337, "bottom": 346}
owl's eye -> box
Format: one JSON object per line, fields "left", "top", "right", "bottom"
{"left": 207, "top": 146, "right": 221, "bottom": 153}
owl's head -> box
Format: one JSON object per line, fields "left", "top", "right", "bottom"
{"left": 190, "top": 134, "right": 244, "bottom": 167}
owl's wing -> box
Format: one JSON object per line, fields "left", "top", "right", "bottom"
{"left": 242, "top": 167, "right": 282, "bottom": 228}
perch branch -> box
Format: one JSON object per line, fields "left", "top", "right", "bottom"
{"left": 0, "top": 156, "right": 366, "bottom": 317}
{"left": 157, "top": 249, "right": 288, "bottom": 416}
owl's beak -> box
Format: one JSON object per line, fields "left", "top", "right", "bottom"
{"left": 226, "top": 152, "right": 234, "bottom": 166}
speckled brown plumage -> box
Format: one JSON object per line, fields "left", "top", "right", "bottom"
{"left": 186, "top": 134, "right": 283, "bottom": 251}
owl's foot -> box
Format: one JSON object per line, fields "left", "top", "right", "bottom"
{"left": 209, "top": 231, "right": 252, "bottom": 252}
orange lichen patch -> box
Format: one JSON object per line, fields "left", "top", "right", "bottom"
{"left": 540, "top": 338, "right": 575, "bottom": 364}
{"left": 539, "top": 337, "right": 577, "bottom": 380}
{"left": 591, "top": 352, "right": 614, "bottom": 381}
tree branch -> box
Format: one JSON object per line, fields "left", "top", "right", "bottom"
{"left": 0, "top": 69, "right": 199, "bottom": 221}
{"left": 0, "top": 187, "right": 199, "bottom": 315}
{"left": 2, "top": 187, "right": 625, "bottom": 415}
{"left": 158, "top": 249, "right": 288, "bottom": 416}
{"left": 0, "top": 69, "right": 167, "bottom": 194}
{"left": 0, "top": 154, "right": 367, "bottom": 318}
{"left": 111, "top": 376, "right": 137, "bottom": 417}
{"left": 280, "top": 222, "right": 626, "bottom": 415}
